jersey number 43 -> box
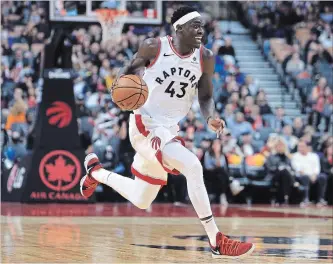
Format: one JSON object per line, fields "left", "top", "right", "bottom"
{"left": 164, "top": 81, "right": 189, "bottom": 98}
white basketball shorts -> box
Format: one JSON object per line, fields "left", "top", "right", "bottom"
{"left": 128, "top": 114, "right": 185, "bottom": 186}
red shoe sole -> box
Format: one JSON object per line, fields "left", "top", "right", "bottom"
{"left": 211, "top": 244, "right": 255, "bottom": 259}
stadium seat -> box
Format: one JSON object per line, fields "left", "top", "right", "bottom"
{"left": 244, "top": 154, "right": 266, "bottom": 181}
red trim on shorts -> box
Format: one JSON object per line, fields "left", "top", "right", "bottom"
{"left": 171, "top": 136, "right": 185, "bottom": 146}
{"left": 154, "top": 136, "right": 185, "bottom": 175}
{"left": 167, "top": 36, "right": 195, "bottom": 59}
{"left": 200, "top": 45, "right": 204, "bottom": 72}
{"left": 155, "top": 150, "right": 181, "bottom": 175}
{"left": 135, "top": 114, "right": 150, "bottom": 137}
{"left": 147, "top": 38, "right": 161, "bottom": 68}
{"left": 131, "top": 166, "right": 167, "bottom": 186}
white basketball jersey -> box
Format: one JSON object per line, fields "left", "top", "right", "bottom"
{"left": 134, "top": 36, "right": 203, "bottom": 127}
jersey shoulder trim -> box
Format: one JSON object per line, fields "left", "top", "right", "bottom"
{"left": 146, "top": 38, "right": 161, "bottom": 68}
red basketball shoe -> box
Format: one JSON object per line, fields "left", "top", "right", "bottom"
{"left": 209, "top": 232, "right": 255, "bottom": 258}
{"left": 80, "top": 153, "right": 103, "bottom": 198}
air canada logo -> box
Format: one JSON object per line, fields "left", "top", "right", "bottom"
{"left": 46, "top": 101, "right": 72, "bottom": 128}
{"left": 39, "top": 150, "right": 81, "bottom": 192}
{"left": 151, "top": 136, "right": 161, "bottom": 150}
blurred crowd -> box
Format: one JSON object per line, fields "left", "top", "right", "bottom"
{"left": 1, "top": 1, "right": 332, "bottom": 206}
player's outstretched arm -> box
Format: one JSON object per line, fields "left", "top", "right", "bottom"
{"left": 198, "top": 47, "right": 225, "bottom": 135}
{"left": 116, "top": 38, "right": 159, "bottom": 78}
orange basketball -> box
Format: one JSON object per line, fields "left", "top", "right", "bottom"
{"left": 111, "top": 75, "right": 148, "bottom": 111}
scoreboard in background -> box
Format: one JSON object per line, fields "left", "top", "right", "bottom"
{"left": 49, "top": 0, "right": 162, "bottom": 24}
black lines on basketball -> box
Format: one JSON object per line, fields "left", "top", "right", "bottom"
{"left": 114, "top": 92, "right": 142, "bottom": 103}
{"left": 120, "top": 76, "right": 143, "bottom": 86}
{"left": 113, "top": 86, "right": 143, "bottom": 90}
{"left": 133, "top": 93, "right": 142, "bottom": 110}
{"left": 140, "top": 90, "right": 147, "bottom": 102}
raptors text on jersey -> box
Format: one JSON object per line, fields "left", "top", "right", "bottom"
{"left": 134, "top": 36, "right": 203, "bottom": 127}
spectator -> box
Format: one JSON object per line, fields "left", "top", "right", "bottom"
{"left": 218, "top": 37, "right": 236, "bottom": 58}
{"left": 286, "top": 52, "right": 305, "bottom": 74}
{"left": 300, "top": 125, "right": 318, "bottom": 149}
{"left": 282, "top": 125, "right": 299, "bottom": 152}
{"left": 239, "top": 132, "right": 258, "bottom": 157}
{"left": 101, "top": 145, "right": 117, "bottom": 171}
{"left": 76, "top": 94, "right": 90, "bottom": 118}
{"left": 245, "top": 75, "right": 259, "bottom": 96}
{"left": 228, "top": 111, "right": 254, "bottom": 138}
{"left": 271, "top": 107, "right": 293, "bottom": 133}
{"left": 212, "top": 72, "right": 223, "bottom": 102}
{"left": 265, "top": 137, "right": 294, "bottom": 205}
{"left": 247, "top": 105, "right": 264, "bottom": 131}
{"left": 204, "top": 139, "right": 230, "bottom": 205}
{"left": 239, "top": 85, "right": 251, "bottom": 104}
{"left": 320, "top": 146, "right": 333, "bottom": 200}
{"left": 221, "top": 129, "right": 243, "bottom": 157}
{"left": 318, "top": 134, "right": 333, "bottom": 154}
{"left": 291, "top": 140, "right": 327, "bottom": 206}
{"left": 9, "top": 87, "right": 24, "bottom": 108}
{"left": 261, "top": 133, "right": 279, "bottom": 158}
{"left": 304, "top": 28, "right": 321, "bottom": 65}
{"left": 310, "top": 86, "right": 333, "bottom": 131}
{"left": 5, "top": 99, "right": 27, "bottom": 131}
{"left": 222, "top": 103, "right": 237, "bottom": 125}
{"left": 3, "top": 130, "right": 27, "bottom": 161}
{"left": 292, "top": 117, "right": 305, "bottom": 138}
{"left": 309, "top": 77, "right": 328, "bottom": 106}
{"left": 227, "top": 91, "right": 240, "bottom": 111}
{"left": 256, "top": 90, "right": 273, "bottom": 115}
{"left": 318, "top": 23, "right": 333, "bottom": 49}
{"left": 240, "top": 96, "right": 255, "bottom": 117}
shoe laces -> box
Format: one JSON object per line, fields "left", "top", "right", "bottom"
{"left": 218, "top": 233, "right": 241, "bottom": 256}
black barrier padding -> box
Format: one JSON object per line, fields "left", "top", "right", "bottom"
{"left": 34, "top": 73, "right": 80, "bottom": 150}
{"left": 1, "top": 69, "right": 94, "bottom": 203}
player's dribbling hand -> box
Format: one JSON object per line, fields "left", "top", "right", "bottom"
{"left": 207, "top": 117, "right": 225, "bottom": 137}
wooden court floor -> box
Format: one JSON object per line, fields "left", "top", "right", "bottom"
{"left": 1, "top": 203, "right": 332, "bottom": 263}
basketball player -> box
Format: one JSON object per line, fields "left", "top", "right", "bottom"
{"left": 80, "top": 6, "right": 255, "bottom": 258}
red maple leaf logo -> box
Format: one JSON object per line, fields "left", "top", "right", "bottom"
{"left": 45, "top": 156, "right": 75, "bottom": 189}
{"left": 39, "top": 150, "right": 81, "bottom": 192}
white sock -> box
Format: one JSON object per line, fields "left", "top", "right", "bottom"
{"left": 162, "top": 143, "right": 219, "bottom": 246}
{"left": 91, "top": 168, "right": 160, "bottom": 209}
{"left": 92, "top": 169, "right": 135, "bottom": 200}
{"left": 200, "top": 215, "right": 219, "bottom": 247}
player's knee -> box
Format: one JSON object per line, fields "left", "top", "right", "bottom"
{"left": 183, "top": 156, "right": 203, "bottom": 178}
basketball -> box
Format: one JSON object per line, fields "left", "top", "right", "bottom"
{"left": 111, "top": 74, "right": 148, "bottom": 111}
